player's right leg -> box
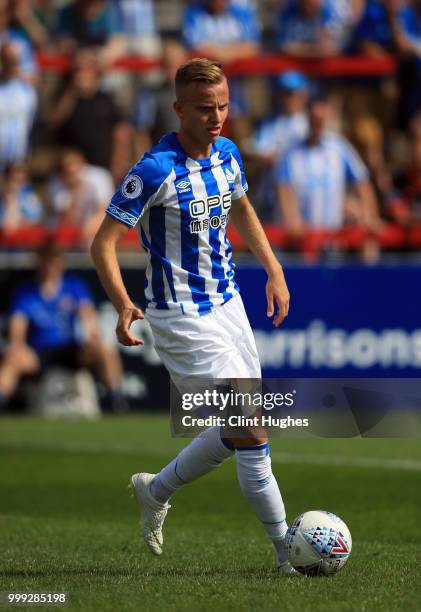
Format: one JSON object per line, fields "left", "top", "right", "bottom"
{"left": 0, "top": 344, "right": 40, "bottom": 406}
{"left": 130, "top": 426, "right": 234, "bottom": 555}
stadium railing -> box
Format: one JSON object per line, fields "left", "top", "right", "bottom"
{"left": 37, "top": 53, "right": 397, "bottom": 77}
{"left": 1, "top": 224, "right": 418, "bottom": 257}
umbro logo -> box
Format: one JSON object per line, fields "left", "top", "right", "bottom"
{"left": 176, "top": 180, "right": 191, "bottom": 193}
{"left": 224, "top": 169, "right": 235, "bottom": 183}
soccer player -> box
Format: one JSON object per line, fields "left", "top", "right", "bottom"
{"left": 90, "top": 58, "right": 294, "bottom": 573}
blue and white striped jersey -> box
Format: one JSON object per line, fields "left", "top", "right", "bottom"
{"left": 106, "top": 133, "right": 248, "bottom": 315}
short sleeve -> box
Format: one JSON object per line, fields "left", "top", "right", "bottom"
{"left": 9, "top": 288, "right": 29, "bottom": 317}
{"left": 253, "top": 120, "right": 277, "bottom": 155}
{"left": 277, "top": 153, "right": 292, "bottom": 184}
{"left": 235, "top": 6, "right": 260, "bottom": 42}
{"left": 229, "top": 142, "right": 249, "bottom": 200}
{"left": 276, "top": 5, "right": 292, "bottom": 46}
{"left": 89, "top": 167, "right": 115, "bottom": 207}
{"left": 134, "top": 88, "right": 157, "bottom": 130}
{"left": 21, "top": 187, "right": 43, "bottom": 222}
{"left": 397, "top": 6, "right": 416, "bottom": 39}
{"left": 106, "top": 155, "right": 164, "bottom": 228}
{"left": 342, "top": 142, "right": 368, "bottom": 183}
{"left": 67, "top": 276, "right": 94, "bottom": 305}
{"left": 182, "top": 7, "right": 202, "bottom": 49}
{"left": 106, "top": 2, "right": 122, "bottom": 35}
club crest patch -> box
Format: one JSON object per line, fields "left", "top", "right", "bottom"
{"left": 121, "top": 175, "right": 143, "bottom": 199}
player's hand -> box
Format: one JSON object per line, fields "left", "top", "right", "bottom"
{"left": 266, "top": 267, "right": 290, "bottom": 327}
{"left": 116, "top": 306, "right": 144, "bottom": 346}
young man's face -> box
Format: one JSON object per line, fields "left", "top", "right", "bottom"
{"left": 174, "top": 78, "right": 229, "bottom": 148}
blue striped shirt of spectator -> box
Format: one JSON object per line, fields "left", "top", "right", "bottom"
{"left": 0, "top": 42, "right": 37, "bottom": 170}
{"left": 0, "top": 162, "right": 43, "bottom": 230}
{"left": 276, "top": 0, "right": 346, "bottom": 56}
{"left": 56, "top": 0, "right": 122, "bottom": 48}
{"left": 277, "top": 133, "right": 368, "bottom": 229}
{"left": 111, "top": 0, "right": 157, "bottom": 36}
{"left": 183, "top": 0, "right": 260, "bottom": 49}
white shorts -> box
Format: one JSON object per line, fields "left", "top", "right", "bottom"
{"left": 145, "top": 293, "right": 261, "bottom": 383}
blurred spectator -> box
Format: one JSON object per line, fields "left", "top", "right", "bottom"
{"left": 46, "top": 149, "right": 114, "bottom": 247}
{"left": 392, "top": 0, "right": 421, "bottom": 58}
{"left": 182, "top": 0, "right": 260, "bottom": 62}
{"left": 389, "top": 0, "right": 421, "bottom": 126}
{"left": 49, "top": 49, "right": 132, "bottom": 181}
{"left": 327, "top": 0, "right": 366, "bottom": 50}
{"left": 0, "top": 242, "right": 125, "bottom": 412}
{"left": 327, "top": 0, "right": 365, "bottom": 25}
{"left": 9, "top": 0, "right": 56, "bottom": 51}
{"left": 134, "top": 39, "right": 187, "bottom": 154}
{"left": 0, "top": 41, "right": 37, "bottom": 170}
{"left": 56, "top": 0, "right": 125, "bottom": 66}
{"left": 395, "top": 114, "right": 421, "bottom": 224}
{"left": 111, "top": 0, "right": 161, "bottom": 57}
{"left": 0, "top": 162, "right": 43, "bottom": 231}
{"left": 277, "top": 95, "right": 381, "bottom": 249}
{"left": 350, "top": 0, "right": 397, "bottom": 55}
{"left": 0, "top": 0, "right": 38, "bottom": 82}
{"left": 230, "top": 0, "right": 258, "bottom": 10}
{"left": 31, "top": 0, "right": 59, "bottom": 46}
{"left": 276, "top": 0, "right": 347, "bottom": 57}
{"left": 246, "top": 71, "right": 309, "bottom": 220}
{"left": 351, "top": 115, "right": 404, "bottom": 221}
{"left": 183, "top": 0, "right": 261, "bottom": 140}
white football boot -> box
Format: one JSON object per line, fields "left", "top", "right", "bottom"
{"left": 130, "top": 473, "right": 171, "bottom": 556}
{"left": 278, "top": 560, "right": 300, "bottom": 575}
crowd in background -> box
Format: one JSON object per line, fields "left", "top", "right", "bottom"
{"left": 0, "top": 0, "right": 421, "bottom": 258}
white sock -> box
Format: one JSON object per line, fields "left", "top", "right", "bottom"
{"left": 150, "top": 426, "right": 234, "bottom": 503}
{"left": 236, "top": 444, "right": 289, "bottom": 564}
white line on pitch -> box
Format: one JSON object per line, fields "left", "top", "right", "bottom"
{"left": 2, "top": 440, "right": 421, "bottom": 472}
{"left": 270, "top": 451, "right": 421, "bottom": 472}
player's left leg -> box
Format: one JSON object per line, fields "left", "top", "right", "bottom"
{"left": 233, "top": 436, "right": 293, "bottom": 572}
{"left": 216, "top": 296, "right": 295, "bottom": 572}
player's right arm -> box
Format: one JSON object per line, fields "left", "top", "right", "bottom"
{"left": 90, "top": 216, "right": 144, "bottom": 347}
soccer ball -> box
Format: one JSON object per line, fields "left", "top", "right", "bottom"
{"left": 285, "top": 510, "right": 352, "bottom": 576}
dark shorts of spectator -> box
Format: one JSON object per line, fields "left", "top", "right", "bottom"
{"left": 37, "top": 343, "right": 84, "bottom": 371}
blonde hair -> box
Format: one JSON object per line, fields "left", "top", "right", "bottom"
{"left": 175, "top": 58, "right": 225, "bottom": 97}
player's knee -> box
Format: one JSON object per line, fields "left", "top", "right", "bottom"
{"left": 227, "top": 434, "right": 268, "bottom": 450}
{"left": 6, "top": 345, "right": 37, "bottom": 372}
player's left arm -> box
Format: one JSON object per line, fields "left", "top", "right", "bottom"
{"left": 230, "top": 194, "right": 290, "bottom": 326}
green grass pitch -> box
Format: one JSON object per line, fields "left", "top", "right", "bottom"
{"left": 1, "top": 416, "right": 420, "bottom": 612}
